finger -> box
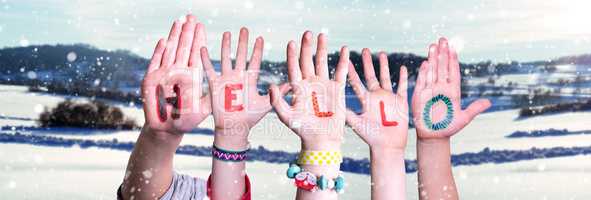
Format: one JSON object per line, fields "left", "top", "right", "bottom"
{"left": 415, "top": 61, "right": 429, "bottom": 91}
{"left": 334, "top": 46, "right": 349, "bottom": 83}
{"left": 437, "top": 38, "right": 449, "bottom": 83}
{"left": 463, "top": 99, "right": 491, "bottom": 121}
{"left": 221, "top": 31, "right": 232, "bottom": 75}
{"left": 348, "top": 62, "right": 367, "bottom": 102}
{"left": 260, "top": 83, "right": 290, "bottom": 112}
{"left": 315, "top": 33, "right": 329, "bottom": 79}
{"left": 345, "top": 109, "right": 366, "bottom": 139}
{"left": 269, "top": 84, "right": 292, "bottom": 123}
{"left": 397, "top": 66, "right": 408, "bottom": 98}
{"left": 299, "top": 31, "right": 315, "bottom": 79}
{"left": 290, "top": 82, "right": 305, "bottom": 108}
{"left": 199, "top": 93, "right": 212, "bottom": 116}
{"left": 147, "top": 39, "right": 166, "bottom": 74}
{"left": 200, "top": 47, "right": 218, "bottom": 82}
{"left": 426, "top": 44, "right": 438, "bottom": 87}
{"left": 248, "top": 37, "right": 264, "bottom": 85}
{"left": 378, "top": 52, "right": 392, "bottom": 91}
{"left": 174, "top": 15, "right": 197, "bottom": 67}
{"left": 235, "top": 27, "right": 249, "bottom": 71}
{"left": 362, "top": 48, "right": 379, "bottom": 91}
{"left": 189, "top": 23, "right": 207, "bottom": 68}
{"left": 162, "top": 21, "right": 182, "bottom": 67}
{"left": 287, "top": 41, "right": 302, "bottom": 83}
{"left": 448, "top": 46, "right": 461, "bottom": 84}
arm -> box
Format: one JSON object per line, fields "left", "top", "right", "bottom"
{"left": 121, "top": 127, "right": 182, "bottom": 200}
{"left": 416, "top": 138, "right": 455, "bottom": 199}
{"left": 269, "top": 31, "right": 350, "bottom": 200}
{"left": 121, "top": 15, "right": 211, "bottom": 200}
{"left": 201, "top": 28, "right": 281, "bottom": 200}
{"left": 345, "top": 49, "right": 409, "bottom": 200}
{"left": 411, "top": 38, "right": 491, "bottom": 200}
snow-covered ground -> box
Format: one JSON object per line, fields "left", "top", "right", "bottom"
{"left": 1, "top": 84, "right": 591, "bottom": 199}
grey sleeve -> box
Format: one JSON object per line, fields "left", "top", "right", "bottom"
{"left": 117, "top": 172, "right": 207, "bottom": 200}
{"left": 159, "top": 172, "right": 207, "bottom": 200}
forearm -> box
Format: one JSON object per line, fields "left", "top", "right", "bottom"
{"left": 370, "top": 148, "right": 406, "bottom": 200}
{"left": 210, "top": 128, "right": 249, "bottom": 200}
{"left": 121, "top": 126, "right": 182, "bottom": 200}
{"left": 416, "top": 137, "right": 458, "bottom": 200}
{"left": 295, "top": 140, "right": 341, "bottom": 200}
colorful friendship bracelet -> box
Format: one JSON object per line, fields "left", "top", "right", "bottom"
{"left": 286, "top": 162, "right": 345, "bottom": 193}
{"left": 423, "top": 94, "right": 454, "bottom": 131}
{"left": 211, "top": 144, "right": 249, "bottom": 162}
{"left": 297, "top": 151, "right": 343, "bottom": 166}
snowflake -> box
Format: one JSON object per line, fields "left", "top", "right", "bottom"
{"left": 19, "top": 38, "right": 29, "bottom": 46}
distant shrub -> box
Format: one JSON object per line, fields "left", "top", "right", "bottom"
{"left": 519, "top": 99, "right": 591, "bottom": 118}
{"left": 39, "top": 100, "right": 138, "bottom": 130}
{"left": 506, "top": 129, "right": 570, "bottom": 138}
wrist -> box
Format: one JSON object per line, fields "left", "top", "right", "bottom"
{"left": 141, "top": 125, "right": 183, "bottom": 145}
{"left": 300, "top": 164, "right": 340, "bottom": 178}
{"left": 370, "top": 147, "right": 404, "bottom": 166}
{"left": 370, "top": 147, "right": 405, "bottom": 158}
{"left": 214, "top": 127, "right": 250, "bottom": 150}
{"left": 417, "top": 137, "right": 450, "bottom": 147}
{"left": 300, "top": 140, "right": 341, "bottom": 151}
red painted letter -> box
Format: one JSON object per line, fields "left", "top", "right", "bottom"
{"left": 224, "top": 84, "right": 244, "bottom": 112}
{"left": 311, "top": 91, "right": 333, "bottom": 117}
{"left": 380, "top": 101, "right": 398, "bottom": 126}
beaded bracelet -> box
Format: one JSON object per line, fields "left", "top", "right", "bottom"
{"left": 286, "top": 162, "right": 345, "bottom": 193}
{"left": 423, "top": 94, "right": 454, "bottom": 131}
{"left": 211, "top": 144, "right": 249, "bottom": 162}
{"left": 297, "top": 151, "right": 343, "bottom": 166}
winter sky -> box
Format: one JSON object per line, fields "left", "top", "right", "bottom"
{"left": 0, "top": 0, "right": 590, "bottom": 63}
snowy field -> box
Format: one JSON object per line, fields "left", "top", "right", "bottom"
{"left": 1, "top": 84, "right": 591, "bottom": 199}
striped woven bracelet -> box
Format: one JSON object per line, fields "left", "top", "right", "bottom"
{"left": 211, "top": 144, "right": 249, "bottom": 162}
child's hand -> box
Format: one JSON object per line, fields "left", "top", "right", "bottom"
{"left": 345, "top": 49, "right": 409, "bottom": 151}
{"left": 201, "top": 28, "right": 285, "bottom": 147}
{"left": 269, "top": 31, "right": 349, "bottom": 150}
{"left": 411, "top": 38, "right": 491, "bottom": 139}
{"left": 142, "top": 15, "right": 210, "bottom": 135}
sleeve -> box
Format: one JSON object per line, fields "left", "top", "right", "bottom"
{"left": 206, "top": 174, "right": 251, "bottom": 200}
{"left": 117, "top": 172, "right": 207, "bottom": 200}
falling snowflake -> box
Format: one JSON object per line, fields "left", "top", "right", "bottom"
{"left": 295, "top": 1, "right": 304, "bottom": 10}
{"left": 67, "top": 51, "right": 77, "bottom": 62}
{"left": 27, "top": 71, "right": 37, "bottom": 79}
{"left": 19, "top": 38, "right": 29, "bottom": 46}
{"left": 244, "top": 1, "right": 254, "bottom": 9}
{"left": 402, "top": 20, "right": 412, "bottom": 30}
{"left": 142, "top": 170, "right": 153, "bottom": 179}
{"left": 34, "top": 104, "right": 44, "bottom": 114}
{"left": 7, "top": 181, "right": 16, "bottom": 189}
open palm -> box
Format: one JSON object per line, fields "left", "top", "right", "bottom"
{"left": 270, "top": 32, "right": 349, "bottom": 148}
{"left": 411, "top": 38, "right": 491, "bottom": 139}
{"left": 201, "top": 28, "right": 287, "bottom": 137}
{"left": 345, "top": 49, "right": 409, "bottom": 149}
{"left": 142, "top": 15, "right": 210, "bottom": 134}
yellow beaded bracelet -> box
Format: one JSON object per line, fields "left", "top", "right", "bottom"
{"left": 297, "top": 151, "right": 343, "bottom": 166}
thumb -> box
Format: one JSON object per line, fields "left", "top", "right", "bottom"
{"left": 199, "top": 93, "right": 212, "bottom": 116}
{"left": 463, "top": 98, "right": 491, "bottom": 121}
{"left": 345, "top": 109, "right": 367, "bottom": 140}
{"left": 269, "top": 84, "right": 292, "bottom": 123}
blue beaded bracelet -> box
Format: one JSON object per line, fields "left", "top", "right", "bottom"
{"left": 286, "top": 162, "right": 345, "bottom": 193}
